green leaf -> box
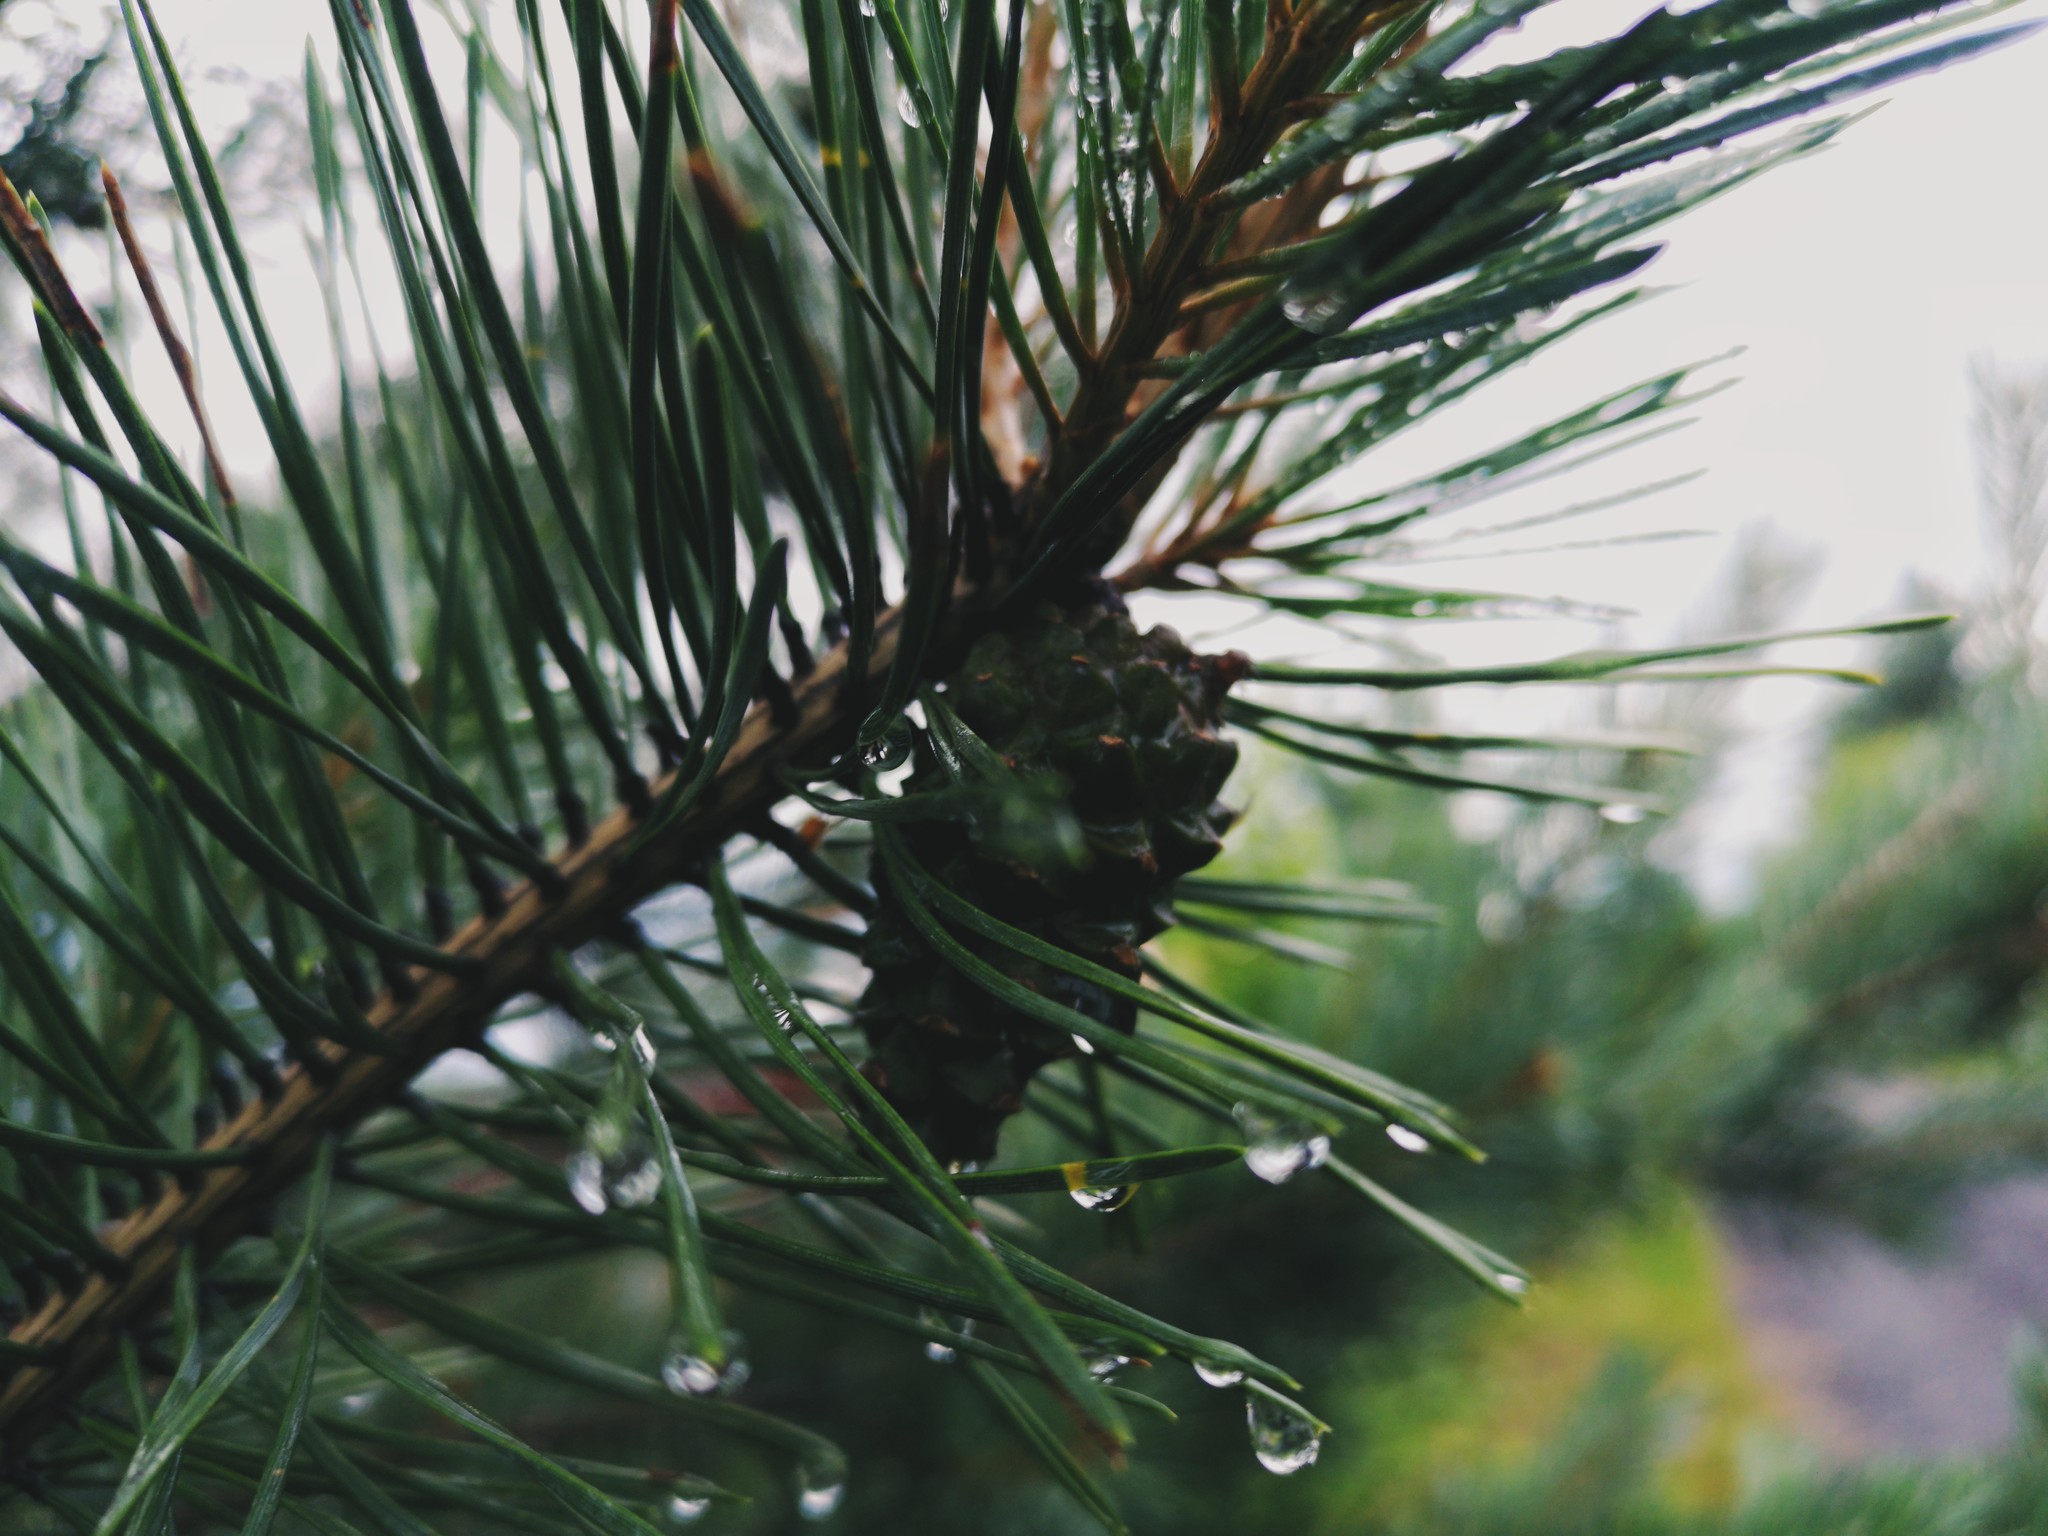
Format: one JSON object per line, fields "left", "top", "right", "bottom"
{"left": 239, "top": 1255, "right": 325, "bottom": 1536}
{"left": 328, "top": 1248, "right": 837, "bottom": 1465}
{"left": 1232, "top": 710, "right": 1666, "bottom": 815}
{"left": 548, "top": 956, "right": 726, "bottom": 1375}
{"left": 1249, "top": 615, "right": 1949, "bottom": 688}
{"left": 962, "top": 1357, "right": 1128, "bottom": 1534}
{"left": 671, "top": 1141, "right": 1242, "bottom": 1196}
{"left": 1323, "top": 1153, "right": 1531, "bottom": 1304}
{"left": 706, "top": 859, "right": 1135, "bottom": 1450}
{"left": 878, "top": 828, "right": 1473, "bottom": 1149}
{"left": 638, "top": 539, "right": 790, "bottom": 839}
{"left": 321, "top": 1298, "right": 667, "bottom": 1536}
{"left": 96, "top": 1142, "right": 335, "bottom": 1536}
{"left": 678, "top": 0, "right": 932, "bottom": 397}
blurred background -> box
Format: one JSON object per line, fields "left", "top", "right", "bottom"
{"left": 6, "top": 1, "right": 2048, "bottom": 1530}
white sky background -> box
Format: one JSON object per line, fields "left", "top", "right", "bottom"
{"left": 15, "top": 0, "right": 2048, "bottom": 907}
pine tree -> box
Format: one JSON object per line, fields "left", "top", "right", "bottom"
{"left": 0, "top": 0, "right": 2024, "bottom": 1527}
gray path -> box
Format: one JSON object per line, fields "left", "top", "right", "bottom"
{"left": 1718, "top": 1178, "right": 2048, "bottom": 1458}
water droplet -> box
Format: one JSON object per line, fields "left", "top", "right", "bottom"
{"left": 662, "top": 1330, "right": 751, "bottom": 1397}
{"left": 1386, "top": 1124, "right": 1431, "bottom": 1154}
{"left": 919, "top": 1307, "right": 973, "bottom": 1363}
{"left": 1061, "top": 1159, "right": 1135, "bottom": 1212}
{"left": 1080, "top": 57, "right": 1106, "bottom": 107}
{"left": 945, "top": 1159, "right": 982, "bottom": 1176}
{"left": 1599, "top": 802, "right": 1648, "bottom": 825}
{"left": 1234, "top": 1105, "right": 1331, "bottom": 1185}
{"left": 723, "top": 1351, "right": 753, "bottom": 1392}
{"left": 337, "top": 1389, "right": 376, "bottom": 1416}
{"left": 858, "top": 0, "right": 876, "bottom": 14}
{"left": 797, "top": 1466, "right": 846, "bottom": 1521}
{"left": 628, "top": 1024, "right": 658, "bottom": 1067}
{"left": 665, "top": 1352, "right": 719, "bottom": 1396}
{"left": 1069, "top": 1183, "right": 1136, "bottom": 1213}
{"left": 895, "top": 85, "right": 922, "bottom": 128}
{"left": 1085, "top": 1347, "right": 1130, "bottom": 1379}
{"left": 666, "top": 1493, "right": 711, "bottom": 1525}
{"left": 573, "top": 1100, "right": 662, "bottom": 1212}
{"left": 1497, "top": 1271, "right": 1530, "bottom": 1296}
{"left": 1281, "top": 289, "right": 1349, "bottom": 336}
{"left": 567, "top": 1149, "right": 609, "bottom": 1215}
{"left": 1070, "top": 1033, "right": 1096, "bottom": 1055}
{"left": 858, "top": 721, "right": 913, "bottom": 770}
{"left": 1246, "top": 1394, "right": 1323, "bottom": 1474}
{"left": 1194, "top": 1359, "right": 1244, "bottom": 1388}
{"left": 608, "top": 1156, "right": 662, "bottom": 1209}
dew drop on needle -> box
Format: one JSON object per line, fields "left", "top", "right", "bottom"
{"left": 1246, "top": 1394, "right": 1323, "bottom": 1475}
{"left": 1235, "top": 1105, "right": 1331, "bottom": 1184}
{"left": 797, "top": 1466, "right": 846, "bottom": 1521}
{"left": 665, "top": 1493, "right": 710, "bottom": 1526}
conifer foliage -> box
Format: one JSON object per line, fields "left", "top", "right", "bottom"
{"left": 0, "top": 0, "right": 2023, "bottom": 1526}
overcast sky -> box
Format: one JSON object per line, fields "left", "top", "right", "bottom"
{"left": 128, "top": 0, "right": 2048, "bottom": 597}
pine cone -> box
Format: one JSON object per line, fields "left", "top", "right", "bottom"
{"left": 858, "top": 589, "right": 1247, "bottom": 1165}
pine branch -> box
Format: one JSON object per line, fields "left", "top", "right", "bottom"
{"left": 0, "top": 0, "right": 2021, "bottom": 1514}
{"left": 0, "top": 601, "right": 914, "bottom": 1449}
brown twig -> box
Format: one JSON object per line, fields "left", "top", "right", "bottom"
{"left": 99, "top": 164, "right": 228, "bottom": 612}
{"left": 0, "top": 174, "right": 101, "bottom": 347}
{"left": 101, "top": 165, "right": 236, "bottom": 512}
{"left": 1038, "top": 1, "right": 1403, "bottom": 549}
